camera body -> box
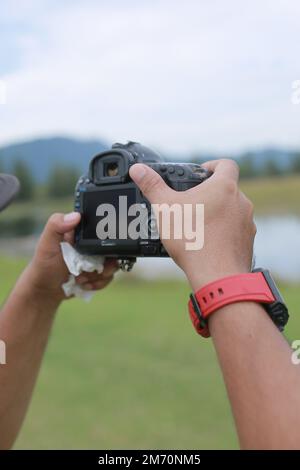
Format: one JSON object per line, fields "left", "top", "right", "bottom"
{"left": 74, "top": 142, "right": 211, "bottom": 269}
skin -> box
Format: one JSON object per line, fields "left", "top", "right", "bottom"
{"left": 130, "top": 160, "right": 300, "bottom": 450}
{"left": 0, "top": 212, "right": 118, "bottom": 449}
{"left": 1, "top": 159, "right": 299, "bottom": 450}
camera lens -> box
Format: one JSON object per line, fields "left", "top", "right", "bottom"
{"left": 105, "top": 162, "right": 119, "bottom": 177}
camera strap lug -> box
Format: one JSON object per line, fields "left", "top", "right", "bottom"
{"left": 119, "top": 259, "right": 136, "bottom": 272}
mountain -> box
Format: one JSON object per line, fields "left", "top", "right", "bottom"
{"left": 0, "top": 137, "right": 109, "bottom": 181}
{"left": 0, "top": 136, "right": 298, "bottom": 182}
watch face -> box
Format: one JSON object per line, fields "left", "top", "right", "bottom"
{"left": 0, "top": 174, "right": 20, "bottom": 211}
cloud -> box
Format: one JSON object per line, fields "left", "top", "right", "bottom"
{"left": 0, "top": 0, "right": 300, "bottom": 154}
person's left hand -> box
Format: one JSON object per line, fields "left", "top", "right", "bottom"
{"left": 25, "top": 212, "right": 119, "bottom": 303}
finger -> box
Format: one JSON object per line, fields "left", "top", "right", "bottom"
{"left": 39, "top": 212, "right": 81, "bottom": 249}
{"left": 76, "top": 262, "right": 119, "bottom": 285}
{"left": 76, "top": 276, "right": 89, "bottom": 285}
{"left": 92, "top": 276, "right": 114, "bottom": 290}
{"left": 81, "top": 276, "right": 114, "bottom": 291}
{"left": 104, "top": 258, "right": 119, "bottom": 269}
{"left": 76, "top": 273, "right": 99, "bottom": 285}
{"left": 79, "top": 270, "right": 112, "bottom": 284}
{"left": 102, "top": 259, "right": 119, "bottom": 277}
{"left": 129, "top": 163, "right": 173, "bottom": 203}
{"left": 63, "top": 229, "right": 75, "bottom": 245}
{"left": 201, "top": 159, "right": 240, "bottom": 182}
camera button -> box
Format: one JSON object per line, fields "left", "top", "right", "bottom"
{"left": 176, "top": 167, "right": 184, "bottom": 176}
{"left": 142, "top": 245, "right": 157, "bottom": 255}
{"left": 168, "top": 166, "right": 175, "bottom": 174}
{"left": 160, "top": 164, "right": 167, "bottom": 172}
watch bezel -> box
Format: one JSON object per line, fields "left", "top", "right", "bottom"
{"left": 253, "top": 268, "right": 289, "bottom": 331}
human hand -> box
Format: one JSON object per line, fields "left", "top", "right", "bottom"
{"left": 130, "top": 160, "right": 256, "bottom": 291}
{"left": 25, "top": 212, "right": 118, "bottom": 303}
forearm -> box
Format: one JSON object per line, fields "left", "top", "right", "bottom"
{"left": 208, "top": 302, "right": 300, "bottom": 449}
{"left": 130, "top": 158, "right": 296, "bottom": 448}
{"left": 0, "top": 264, "right": 61, "bottom": 449}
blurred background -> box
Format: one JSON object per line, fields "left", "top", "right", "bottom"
{"left": 0, "top": 0, "right": 300, "bottom": 450}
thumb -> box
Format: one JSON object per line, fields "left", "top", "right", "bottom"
{"left": 129, "top": 164, "right": 172, "bottom": 203}
{"left": 39, "top": 212, "right": 81, "bottom": 250}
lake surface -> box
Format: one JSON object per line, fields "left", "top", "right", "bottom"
{"left": 135, "top": 215, "right": 300, "bottom": 282}
{"left": 0, "top": 215, "right": 299, "bottom": 282}
{"left": 254, "top": 216, "right": 300, "bottom": 281}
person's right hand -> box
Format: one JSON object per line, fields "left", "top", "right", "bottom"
{"left": 130, "top": 159, "right": 256, "bottom": 291}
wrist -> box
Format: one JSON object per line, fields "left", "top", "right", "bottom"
{"left": 188, "top": 269, "right": 289, "bottom": 338}
{"left": 20, "top": 263, "right": 64, "bottom": 309}
{"left": 208, "top": 301, "right": 268, "bottom": 339}
{"left": 186, "top": 265, "right": 251, "bottom": 292}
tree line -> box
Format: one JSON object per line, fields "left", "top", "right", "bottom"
{"left": 0, "top": 159, "right": 80, "bottom": 201}
{"left": 1, "top": 151, "right": 300, "bottom": 203}
{"left": 238, "top": 153, "right": 300, "bottom": 179}
{"left": 191, "top": 152, "right": 300, "bottom": 179}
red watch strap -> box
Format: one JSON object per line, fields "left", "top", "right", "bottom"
{"left": 188, "top": 272, "right": 276, "bottom": 338}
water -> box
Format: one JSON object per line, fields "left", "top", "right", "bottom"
{"left": 0, "top": 215, "right": 299, "bottom": 282}
{"left": 135, "top": 216, "right": 300, "bottom": 282}
{"left": 254, "top": 216, "right": 300, "bottom": 281}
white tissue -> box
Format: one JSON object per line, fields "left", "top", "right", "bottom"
{"left": 62, "top": 275, "right": 95, "bottom": 302}
{"left": 61, "top": 242, "right": 105, "bottom": 301}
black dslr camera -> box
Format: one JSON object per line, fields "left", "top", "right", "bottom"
{"left": 74, "top": 142, "right": 211, "bottom": 271}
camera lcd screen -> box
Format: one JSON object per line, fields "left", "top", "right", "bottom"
{"left": 82, "top": 188, "right": 138, "bottom": 240}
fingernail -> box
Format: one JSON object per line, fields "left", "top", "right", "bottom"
{"left": 64, "top": 212, "right": 80, "bottom": 223}
{"left": 130, "top": 164, "right": 146, "bottom": 183}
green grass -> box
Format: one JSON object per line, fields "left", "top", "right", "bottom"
{"left": 2, "top": 196, "right": 73, "bottom": 222}
{"left": 0, "top": 257, "right": 300, "bottom": 450}
{"left": 240, "top": 175, "right": 300, "bottom": 215}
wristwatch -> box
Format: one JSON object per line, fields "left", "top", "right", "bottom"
{"left": 188, "top": 268, "right": 289, "bottom": 338}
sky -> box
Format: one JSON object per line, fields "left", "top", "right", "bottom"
{"left": 0, "top": 0, "right": 300, "bottom": 155}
